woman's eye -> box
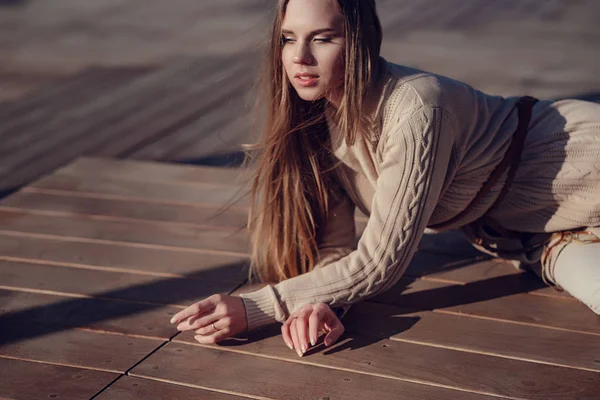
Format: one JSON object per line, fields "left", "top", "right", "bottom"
{"left": 314, "top": 37, "right": 332, "bottom": 43}
{"left": 282, "top": 37, "right": 295, "bottom": 44}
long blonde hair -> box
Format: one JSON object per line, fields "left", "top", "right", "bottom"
{"left": 247, "top": 0, "right": 383, "bottom": 283}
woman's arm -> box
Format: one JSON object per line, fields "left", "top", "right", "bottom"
{"left": 241, "top": 105, "right": 456, "bottom": 331}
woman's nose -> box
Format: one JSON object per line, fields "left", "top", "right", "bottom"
{"left": 293, "top": 43, "right": 312, "bottom": 65}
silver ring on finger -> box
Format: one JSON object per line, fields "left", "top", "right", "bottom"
{"left": 212, "top": 322, "right": 218, "bottom": 332}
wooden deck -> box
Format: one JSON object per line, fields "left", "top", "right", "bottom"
{"left": 1, "top": 0, "right": 600, "bottom": 195}
{"left": 0, "top": 157, "right": 599, "bottom": 399}
{"left": 0, "top": 55, "right": 258, "bottom": 195}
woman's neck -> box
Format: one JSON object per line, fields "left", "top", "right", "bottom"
{"left": 326, "top": 56, "right": 388, "bottom": 118}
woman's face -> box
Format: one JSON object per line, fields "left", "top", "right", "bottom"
{"left": 281, "top": 0, "right": 346, "bottom": 106}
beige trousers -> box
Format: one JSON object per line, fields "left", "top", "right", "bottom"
{"left": 540, "top": 231, "right": 600, "bottom": 315}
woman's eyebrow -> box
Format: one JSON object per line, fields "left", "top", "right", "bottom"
{"left": 281, "top": 28, "right": 338, "bottom": 35}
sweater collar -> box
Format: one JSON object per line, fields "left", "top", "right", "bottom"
{"left": 326, "top": 57, "right": 394, "bottom": 158}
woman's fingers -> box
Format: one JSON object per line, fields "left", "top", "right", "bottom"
{"left": 308, "top": 306, "right": 328, "bottom": 346}
{"left": 183, "top": 309, "right": 223, "bottom": 332}
{"left": 175, "top": 307, "right": 219, "bottom": 331}
{"left": 170, "top": 297, "right": 215, "bottom": 325}
{"left": 282, "top": 304, "right": 344, "bottom": 356}
{"left": 194, "top": 317, "right": 229, "bottom": 336}
{"left": 177, "top": 313, "right": 216, "bottom": 332}
{"left": 194, "top": 328, "right": 231, "bottom": 345}
{"left": 296, "top": 307, "right": 313, "bottom": 355}
{"left": 281, "top": 318, "right": 294, "bottom": 350}
{"left": 323, "top": 318, "right": 345, "bottom": 347}
{"left": 290, "top": 318, "right": 303, "bottom": 357}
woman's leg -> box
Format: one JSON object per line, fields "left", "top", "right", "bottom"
{"left": 543, "top": 231, "right": 600, "bottom": 315}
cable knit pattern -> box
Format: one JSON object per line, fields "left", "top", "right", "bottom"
{"left": 240, "top": 59, "right": 600, "bottom": 331}
{"left": 241, "top": 103, "right": 454, "bottom": 331}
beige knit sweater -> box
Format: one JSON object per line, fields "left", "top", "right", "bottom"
{"left": 240, "top": 59, "right": 600, "bottom": 331}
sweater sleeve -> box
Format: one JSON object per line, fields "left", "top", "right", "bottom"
{"left": 240, "top": 106, "right": 455, "bottom": 331}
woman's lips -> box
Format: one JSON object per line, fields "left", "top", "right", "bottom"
{"left": 295, "top": 74, "right": 319, "bottom": 87}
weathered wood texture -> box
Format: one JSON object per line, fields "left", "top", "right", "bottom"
{"left": 0, "top": 56, "right": 257, "bottom": 193}
{"left": 95, "top": 376, "right": 251, "bottom": 400}
{"left": 1, "top": 0, "right": 599, "bottom": 193}
{"left": 1, "top": 157, "right": 594, "bottom": 399}
{"left": 0, "top": 358, "right": 117, "bottom": 400}
{"left": 1, "top": 0, "right": 599, "bottom": 395}
{"left": 0, "top": 158, "right": 250, "bottom": 399}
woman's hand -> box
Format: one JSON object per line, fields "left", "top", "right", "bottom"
{"left": 282, "top": 303, "right": 345, "bottom": 357}
{"left": 170, "top": 294, "right": 247, "bottom": 344}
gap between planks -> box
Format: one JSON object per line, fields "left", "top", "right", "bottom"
{"left": 433, "top": 309, "right": 600, "bottom": 337}
{"left": 0, "top": 256, "right": 209, "bottom": 278}
{"left": 18, "top": 186, "right": 370, "bottom": 223}
{"left": 125, "top": 375, "right": 273, "bottom": 400}
{"left": 0, "top": 230, "right": 248, "bottom": 257}
{"left": 89, "top": 374, "right": 126, "bottom": 400}
{"left": 0, "top": 286, "right": 191, "bottom": 309}
{"left": 0, "top": 206, "right": 248, "bottom": 232}
{"left": 388, "top": 336, "right": 600, "bottom": 374}
{"left": 51, "top": 169, "right": 255, "bottom": 190}
{"left": 0, "top": 252, "right": 573, "bottom": 304}
{"left": 21, "top": 187, "right": 252, "bottom": 212}
{"left": 0, "top": 252, "right": 570, "bottom": 309}
{"left": 0, "top": 279, "right": 250, "bottom": 397}
{"left": 0, "top": 228, "right": 583, "bottom": 336}
{"left": 0, "top": 354, "right": 124, "bottom": 375}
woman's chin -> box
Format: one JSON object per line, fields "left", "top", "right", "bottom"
{"left": 293, "top": 86, "right": 324, "bottom": 102}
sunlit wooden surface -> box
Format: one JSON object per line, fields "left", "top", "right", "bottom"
{"left": 0, "top": 157, "right": 598, "bottom": 399}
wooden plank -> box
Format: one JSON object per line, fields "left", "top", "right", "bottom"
{"left": 0, "top": 322, "right": 162, "bottom": 373}
{"left": 0, "top": 187, "right": 366, "bottom": 234}
{"left": 29, "top": 158, "right": 372, "bottom": 218}
{"left": 167, "top": 103, "right": 252, "bottom": 161}
{"left": 27, "top": 174, "right": 252, "bottom": 207}
{"left": 0, "top": 210, "right": 476, "bottom": 281}
{"left": 52, "top": 159, "right": 361, "bottom": 224}
{"left": 343, "top": 301, "right": 600, "bottom": 372}
{"left": 0, "top": 234, "right": 249, "bottom": 279}
{"left": 133, "top": 92, "right": 251, "bottom": 160}
{"left": 96, "top": 376, "right": 249, "bottom": 400}
{"left": 0, "top": 66, "right": 153, "bottom": 147}
{"left": 174, "top": 329, "right": 600, "bottom": 400}
{"left": 404, "top": 251, "right": 485, "bottom": 278}
{"left": 0, "top": 68, "right": 65, "bottom": 103}
{"left": 22, "top": 162, "right": 482, "bottom": 244}
{"left": 0, "top": 260, "right": 241, "bottom": 306}
{"left": 0, "top": 57, "right": 244, "bottom": 190}
{"left": 0, "top": 210, "right": 250, "bottom": 255}
{"left": 92, "top": 79, "right": 250, "bottom": 160}
{"left": 370, "top": 275, "right": 600, "bottom": 335}
{"left": 421, "top": 258, "right": 573, "bottom": 299}
{"left": 0, "top": 358, "right": 117, "bottom": 400}
{"left": 55, "top": 157, "right": 253, "bottom": 186}
{"left": 0, "top": 67, "right": 140, "bottom": 122}
{"left": 0, "top": 289, "right": 180, "bottom": 340}
{"left": 131, "top": 342, "right": 503, "bottom": 400}
{"left": 0, "top": 57, "right": 220, "bottom": 163}
{"left": 4, "top": 190, "right": 482, "bottom": 270}
{"left": 94, "top": 64, "right": 254, "bottom": 159}
{"left": 0, "top": 191, "right": 251, "bottom": 230}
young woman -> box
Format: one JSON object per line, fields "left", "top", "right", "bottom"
{"left": 171, "top": 0, "right": 600, "bottom": 357}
